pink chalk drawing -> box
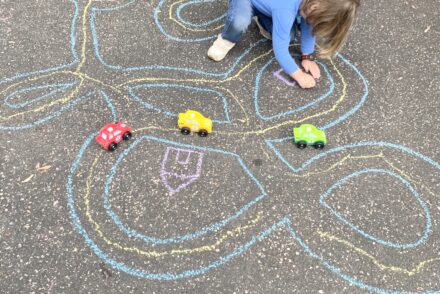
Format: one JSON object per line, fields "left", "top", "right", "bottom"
{"left": 273, "top": 68, "right": 297, "bottom": 87}
{"left": 160, "top": 147, "right": 204, "bottom": 195}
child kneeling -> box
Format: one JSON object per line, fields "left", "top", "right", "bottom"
{"left": 208, "top": 0, "right": 360, "bottom": 89}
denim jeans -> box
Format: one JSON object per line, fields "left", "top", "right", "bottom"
{"left": 221, "top": 0, "right": 297, "bottom": 43}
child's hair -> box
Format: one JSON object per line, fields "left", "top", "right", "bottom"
{"left": 300, "top": 0, "right": 360, "bottom": 58}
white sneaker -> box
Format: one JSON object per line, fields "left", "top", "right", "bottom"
{"left": 207, "top": 34, "right": 236, "bottom": 61}
{"left": 253, "top": 16, "right": 272, "bottom": 40}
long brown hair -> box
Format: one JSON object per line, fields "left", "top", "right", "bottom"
{"left": 300, "top": 0, "right": 360, "bottom": 58}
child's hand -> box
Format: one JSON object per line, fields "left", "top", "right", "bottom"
{"left": 301, "top": 60, "right": 321, "bottom": 79}
{"left": 291, "top": 69, "right": 316, "bottom": 88}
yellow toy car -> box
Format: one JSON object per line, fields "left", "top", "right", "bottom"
{"left": 178, "top": 110, "right": 213, "bottom": 137}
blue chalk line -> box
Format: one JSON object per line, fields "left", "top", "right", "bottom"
{"left": 254, "top": 58, "right": 334, "bottom": 121}
{"left": 102, "top": 135, "right": 266, "bottom": 244}
{"left": 91, "top": 0, "right": 269, "bottom": 77}
{"left": 265, "top": 140, "right": 440, "bottom": 174}
{"left": 128, "top": 83, "right": 231, "bottom": 123}
{"left": 321, "top": 53, "right": 369, "bottom": 130}
{"left": 67, "top": 145, "right": 440, "bottom": 294}
{"left": 0, "top": 1, "right": 411, "bottom": 291}
{"left": 265, "top": 139, "right": 438, "bottom": 247}
{"left": 0, "top": 89, "right": 117, "bottom": 130}
{"left": 320, "top": 168, "right": 432, "bottom": 249}
{"left": 176, "top": 0, "right": 226, "bottom": 28}
{"left": 154, "top": 0, "right": 217, "bottom": 42}
{"left": 4, "top": 82, "right": 78, "bottom": 109}
{"left": 0, "top": 0, "right": 79, "bottom": 86}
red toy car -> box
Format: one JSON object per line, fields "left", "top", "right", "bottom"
{"left": 96, "top": 122, "right": 132, "bottom": 151}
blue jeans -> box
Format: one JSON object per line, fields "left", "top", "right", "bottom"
{"left": 221, "top": 0, "right": 296, "bottom": 43}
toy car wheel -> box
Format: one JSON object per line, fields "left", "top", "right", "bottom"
{"left": 313, "top": 142, "right": 325, "bottom": 149}
{"left": 296, "top": 141, "right": 307, "bottom": 149}
{"left": 198, "top": 129, "right": 208, "bottom": 137}
{"left": 108, "top": 142, "right": 118, "bottom": 152}
{"left": 181, "top": 127, "right": 191, "bottom": 135}
{"left": 123, "top": 131, "right": 132, "bottom": 141}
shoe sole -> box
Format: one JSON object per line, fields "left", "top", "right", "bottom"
{"left": 253, "top": 16, "right": 272, "bottom": 40}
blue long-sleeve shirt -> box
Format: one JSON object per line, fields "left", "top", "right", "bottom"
{"left": 251, "top": 0, "right": 316, "bottom": 74}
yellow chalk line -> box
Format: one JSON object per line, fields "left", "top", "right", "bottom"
{"left": 169, "top": 0, "right": 224, "bottom": 32}
{"left": 288, "top": 153, "right": 385, "bottom": 178}
{"left": 0, "top": 71, "right": 130, "bottom": 121}
{"left": 1, "top": 5, "right": 346, "bottom": 136}
{"left": 0, "top": 70, "right": 121, "bottom": 102}
{"left": 133, "top": 125, "right": 175, "bottom": 133}
{"left": 117, "top": 48, "right": 274, "bottom": 87}
{"left": 317, "top": 230, "right": 440, "bottom": 276}
{"left": 214, "top": 86, "right": 249, "bottom": 125}
{"left": 0, "top": 71, "right": 68, "bottom": 98}
{"left": 0, "top": 0, "right": 130, "bottom": 120}
{"left": 215, "top": 58, "right": 347, "bottom": 136}
{"left": 56, "top": 0, "right": 131, "bottom": 102}
{"left": 294, "top": 150, "right": 440, "bottom": 277}
{"left": 79, "top": 72, "right": 131, "bottom": 103}
{"left": 0, "top": 78, "right": 85, "bottom": 121}
{"left": 382, "top": 157, "right": 439, "bottom": 199}
{"left": 130, "top": 86, "right": 249, "bottom": 130}
{"left": 1, "top": 1, "right": 347, "bottom": 138}
{"left": 129, "top": 54, "right": 349, "bottom": 137}
{"left": 76, "top": 0, "right": 93, "bottom": 73}
{"left": 61, "top": 9, "right": 436, "bottom": 269}
{"left": 0, "top": 36, "right": 276, "bottom": 123}
{"left": 0, "top": 71, "right": 73, "bottom": 120}
{"left": 284, "top": 147, "right": 438, "bottom": 199}
{"left": 83, "top": 153, "right": 264, "bottom": 257}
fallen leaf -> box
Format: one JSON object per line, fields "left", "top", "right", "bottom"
{"left": 36, "top": 164, "right": 52, "bottom": 172}
{"left": 22, "top": 174, "right": 34, "bottom": 183}
{"left": 37, "top": 165, "right": 52, "bottom": 172}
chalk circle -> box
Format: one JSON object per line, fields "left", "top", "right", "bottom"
{"left": 176, "top": 0, "right": 226, "bottom": 28}
{"left": 264, "top": 140, "right": 440, "bottom": 292}
{"left": 320, "top": 168, "right": 432, "bottom": 249}
{"left": 103, "top": 135, "right": 266, "bottom": 244}
{"left": 254, "top": 53, "right": 367, "bottom": 124}
{"left": 4, "top": 82, "right": 78, "bottom": 109}
{"left": 254, "top": 57, "right": 334, "bottom": 121}
{"left": 67, "top": 133, "right": 269, "bottom": 279}
{"left": 0, "top": 76, "right": 85, "bottom": 131}
{"left": 154, "top": 0, "right": 221, "bottom": 42}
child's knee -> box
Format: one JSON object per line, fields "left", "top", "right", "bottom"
{"left": 232, "top": 15, "right": 252, "bottom": 31}
{"left": 231, "top": 0, "right": 252, "bottom": 31}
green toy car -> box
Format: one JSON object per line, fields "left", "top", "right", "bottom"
{"left": 293, "top": 124, "right": 327, "bottom": 149}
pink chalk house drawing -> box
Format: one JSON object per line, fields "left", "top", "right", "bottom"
{"left": 160, "top": 147, "right": 204, "bottom": 195}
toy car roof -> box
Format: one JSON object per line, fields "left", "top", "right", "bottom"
{"left": 183, "top": 110, "right": 209, "bottom": 120}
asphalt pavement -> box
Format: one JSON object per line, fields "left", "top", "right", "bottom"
{"left": 1, "top": 0, "right": 439, "bottom": 293}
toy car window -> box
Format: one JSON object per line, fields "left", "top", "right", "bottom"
{"left": 102, "top": 133, "right": 107, "bottom": 140}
